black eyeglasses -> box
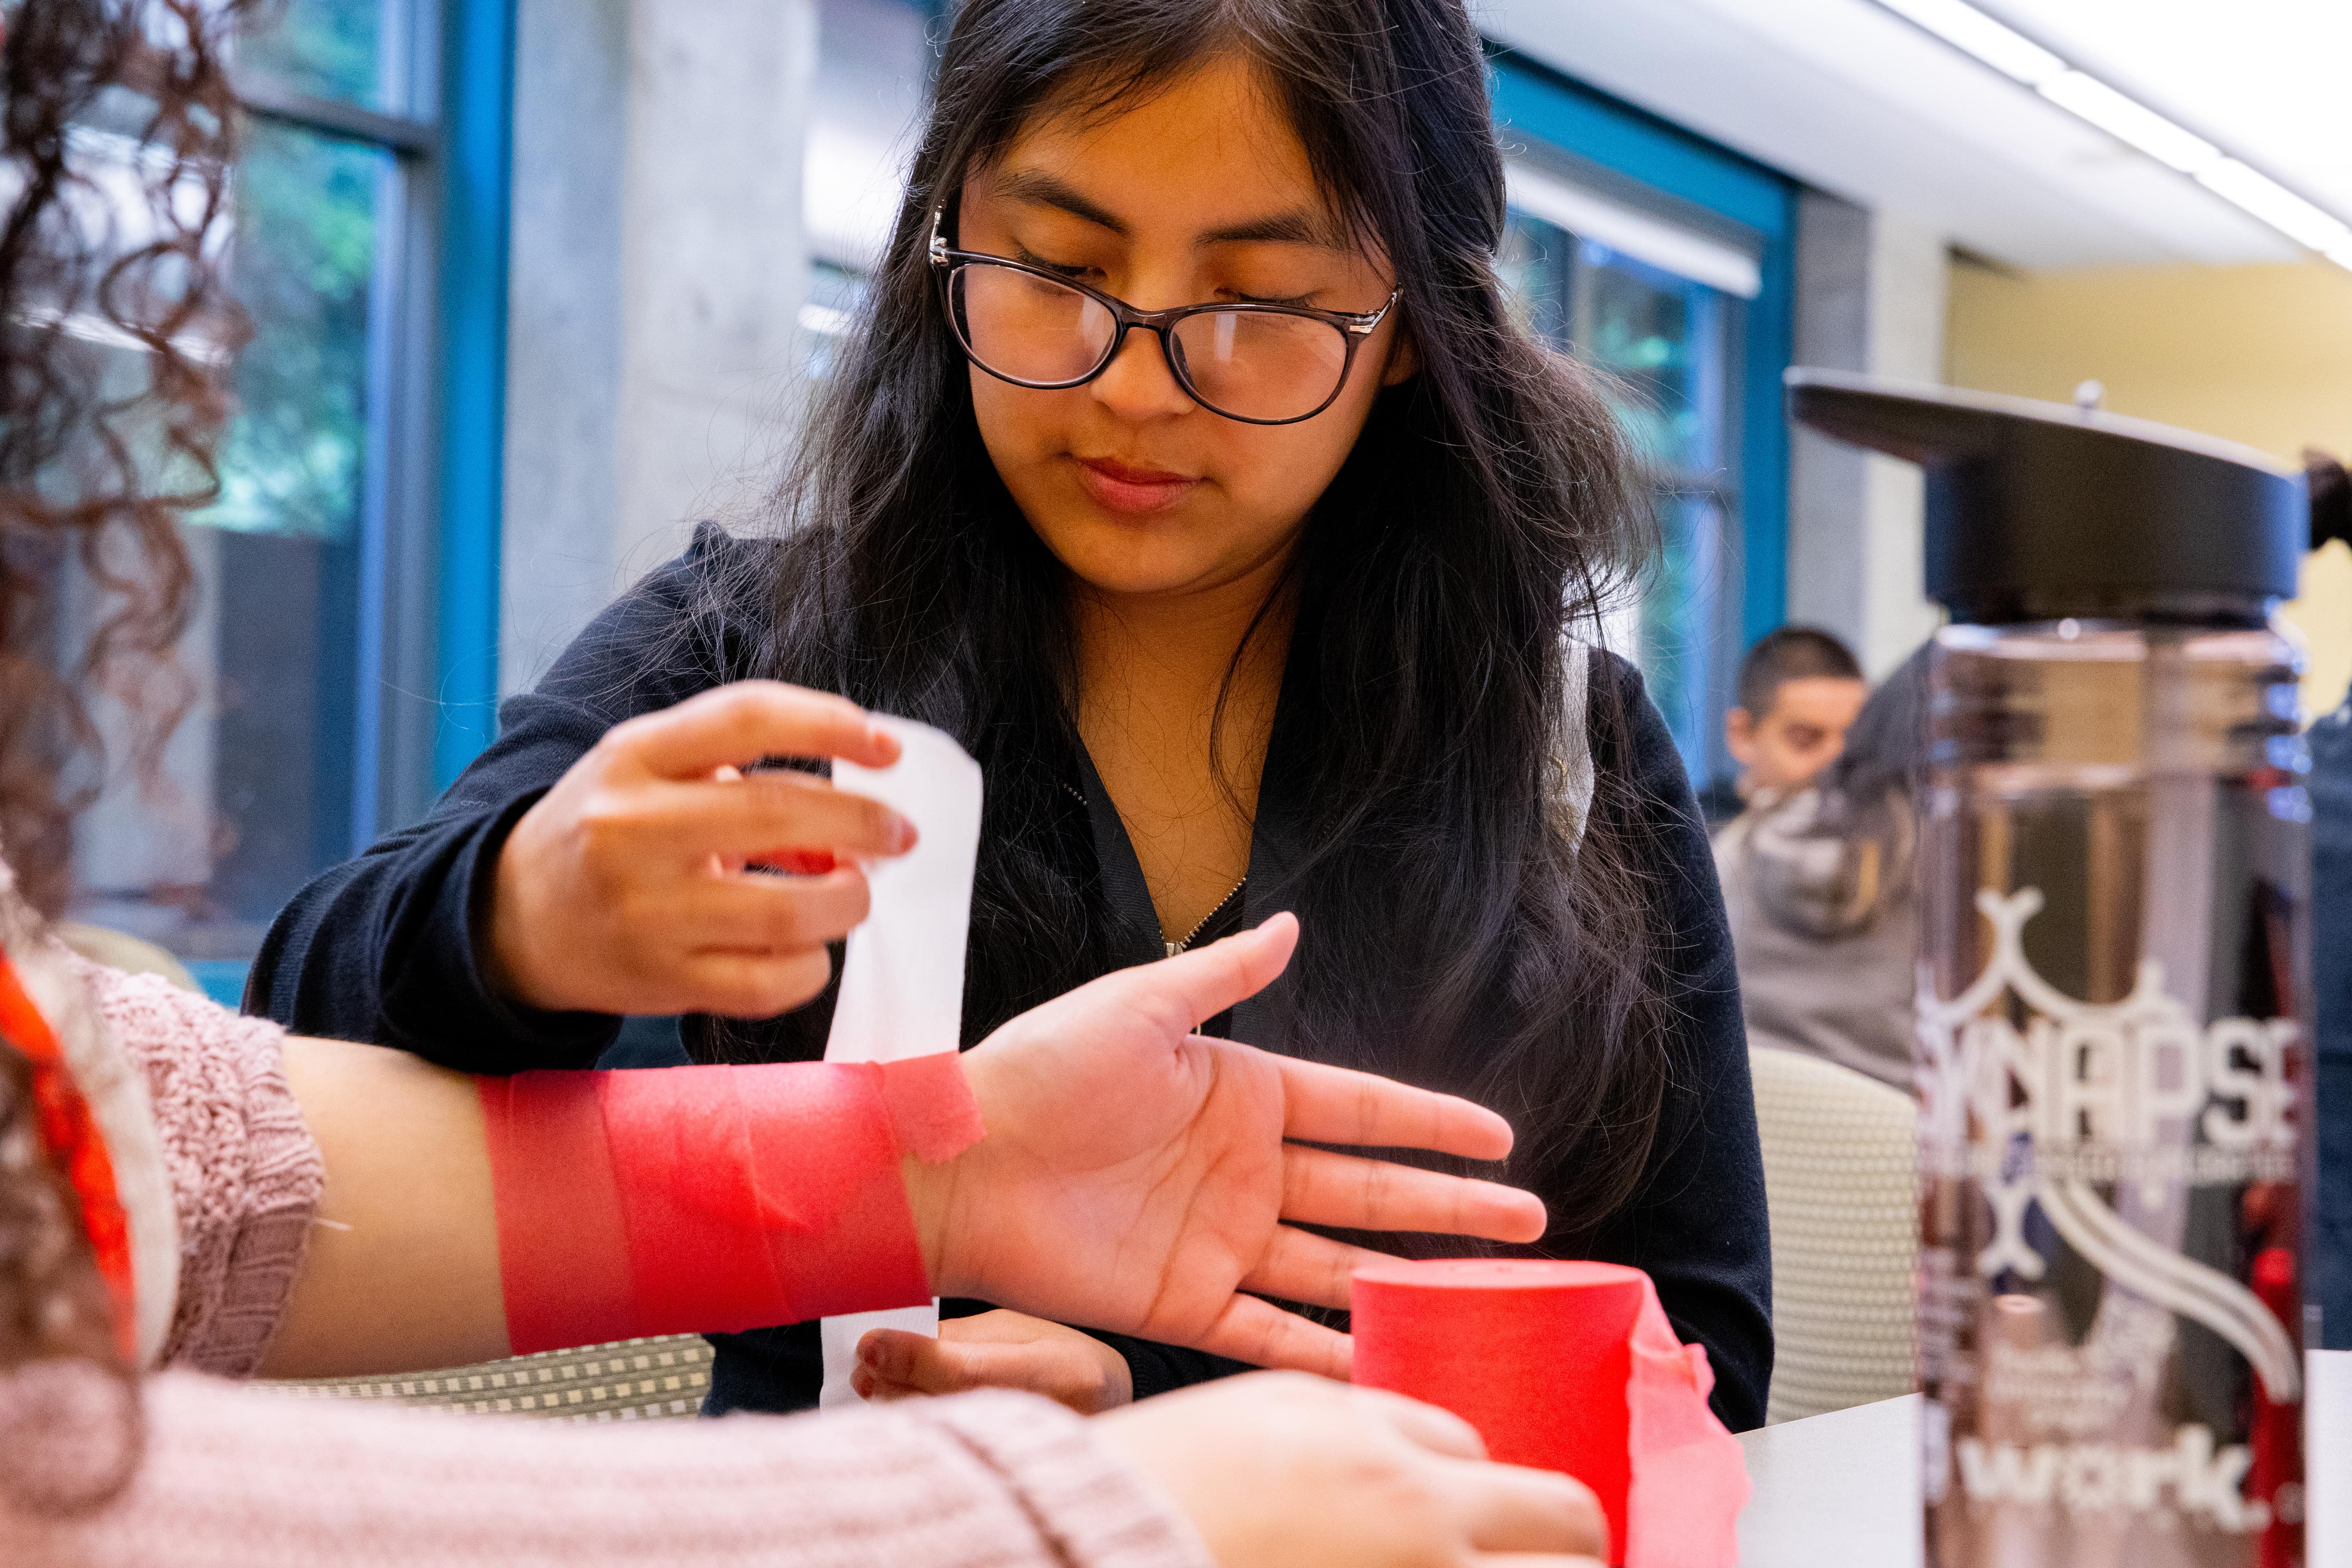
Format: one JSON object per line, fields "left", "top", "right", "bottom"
{"left": 928, "top": 210, "right": 1399, "bottom": 426}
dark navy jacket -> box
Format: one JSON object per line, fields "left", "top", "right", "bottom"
{"left": 251, "top": 527, "right": 1776, "bottom": 1424}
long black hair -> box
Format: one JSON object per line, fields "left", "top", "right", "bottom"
{"left": 713, "top": 0, "right": 1675, "bottom": 1234}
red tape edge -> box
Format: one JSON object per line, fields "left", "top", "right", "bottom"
{"left": 477, "top": 1074, "right": 636, "bottom": 1355}
{"left": 878, "top": 1051, "right": 987, "bottom": 1164}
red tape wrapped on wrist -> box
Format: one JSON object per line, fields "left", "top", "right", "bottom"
{"left": 479, "top": 1054, "right": 982, "bottom": 1356}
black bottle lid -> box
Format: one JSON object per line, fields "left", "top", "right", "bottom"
{"left": 1786, "top": 368, "right": 2309, "bottom": 625}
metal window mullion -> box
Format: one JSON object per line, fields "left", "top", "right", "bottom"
{"left": 321, "top": 0, "right": 454, "bottom": 842}
{"left": 349, "top": 150, "right": 399, "bottom": 853}
{"left": 235, "top": 75, "right": 437, "bottom": 157}
{"left": 352, "top": 143, "right": 426, "bottom": 848}
{"left": 368, "top": 0, "right": 454, "bottom": 836}
{"left": 369, "top": 131, "right": 447, "bottom": 837}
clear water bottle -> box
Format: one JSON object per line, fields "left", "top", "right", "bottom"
{"left": 1791, "top": 372, "right": 2313, "bottom": 1568}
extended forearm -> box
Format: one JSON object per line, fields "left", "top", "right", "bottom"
{"left": 261, "top": 1040, "right": 980, "bottom": 1379}
{"left": 261, "top": 1037, "right": 507, "bottom": 1376}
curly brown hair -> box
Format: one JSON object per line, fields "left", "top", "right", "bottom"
{"left": 2, "top": 0, "right": 254, "bottom": 920}
{"left": 1, "top": 0, "right": 255, "bottom": 1516}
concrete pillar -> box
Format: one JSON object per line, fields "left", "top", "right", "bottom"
{"left": 1786, "top": 191, "right": 1951, "bottom": 679}
{"left": 502, "top": 0, "right": 817, "bottom": 696}
{"left": 614, "top": 0, "right": 817, "bottom": 584}
{"left": 501, "top": 0, "right": 627, "bottom": 696}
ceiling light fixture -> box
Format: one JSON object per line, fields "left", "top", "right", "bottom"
{"left": 1871, "top": 0, "right": 2352, "bottom": 272}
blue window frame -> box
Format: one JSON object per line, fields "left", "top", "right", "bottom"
{"left": 430, "top": 0, "right": 517, "bottom": 792}
{"left": 1487, "top": 50, "right": 1797, "bottom": 787}
{"left": 65, "top": 0, "right": 513, "bottom": 1007}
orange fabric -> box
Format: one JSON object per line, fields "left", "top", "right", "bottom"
{"left": 0, "top": 949, "right": 136, "bottom": 1360}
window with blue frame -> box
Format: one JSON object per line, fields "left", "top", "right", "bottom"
{"left": 64, "top": 0, "right": 509, "bottom": 1006}
{"left": 1489, "top": 53, "right": 1797, "bottom": 794}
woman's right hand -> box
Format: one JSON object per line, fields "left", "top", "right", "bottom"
{"left": 486, "top": 682, "right": 917, "bottom": 1018}
{"left": 1097, "top": 1374, "right": 1608, "bottom": 1568}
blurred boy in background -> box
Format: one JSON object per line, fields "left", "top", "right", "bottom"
{"left": 1713, "top": 630, "right": 1922, "bottom": 1091}
{"left": 1701, "top": 627, "right": 1869, "bottom": 826}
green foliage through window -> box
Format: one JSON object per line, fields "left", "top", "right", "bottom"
{"left": 238, "top": 0, "right": 389, "bottom": 109}
{"left": 198, "top": 122, "right": 382, "bottom": 543}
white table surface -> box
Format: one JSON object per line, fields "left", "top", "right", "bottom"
{"left": 1733, "top": 1348, "right": 2352, "bottom": 1568}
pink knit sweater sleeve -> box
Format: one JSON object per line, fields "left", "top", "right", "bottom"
{"left": 35, "top": 963, "right": 1212, "bottom": 1568}
{"left": 12, "top": 1376, "right": 1210, "bottom": 1568}
{"left": 75, "top": 961, "right": 326, "bottom": 1376}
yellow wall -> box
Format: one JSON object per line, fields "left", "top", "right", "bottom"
{"left": 1946, "top": 258, "right": 2352, "bottom": 718}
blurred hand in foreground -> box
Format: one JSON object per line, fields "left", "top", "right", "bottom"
{"left": 852, "top": 1309, "right": 1133, "bottom": 1413}
{"left": 1101, "top": 1374, "right": 1608, "bottom": 1568}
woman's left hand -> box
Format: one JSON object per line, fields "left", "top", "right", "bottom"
{"left": 849, "top": 1310, "right": 1134, "bottom": 1414}
{"left": 904, "top": 911, "right": 1547, "bottom": 1383}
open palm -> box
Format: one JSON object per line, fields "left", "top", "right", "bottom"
{"left": 926, "top": 914, "right": 1546, "bottom": 1380}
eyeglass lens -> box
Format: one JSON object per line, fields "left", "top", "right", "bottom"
{"left": 952, "top": 261, "right": 1352, "bottom": 422}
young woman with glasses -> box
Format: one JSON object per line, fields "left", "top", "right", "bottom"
{"left": 257, "top": 0, "right": 1774, "bottom": 1427}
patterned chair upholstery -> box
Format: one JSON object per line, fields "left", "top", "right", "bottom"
{"left": 264, "top": 1335, "right": 713, "bottom": 1422}
{"left": 1748, "top": 1045, "right": 1918, "bottom": 1424}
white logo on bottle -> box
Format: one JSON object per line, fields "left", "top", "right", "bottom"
{"left": 1916, "top": 887, "right": 2301, "bottom": 1404}
{"left": 1953, "top": 1425, "right": 2270, "bottom": 1532}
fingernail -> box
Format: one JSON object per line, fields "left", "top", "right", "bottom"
{"left": 892, "top": 813, "right": 919, "bottom": 852}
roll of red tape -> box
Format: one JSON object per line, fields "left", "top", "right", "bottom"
{"left": 1352, "top": 1258, "right": 1651, "bottom": 1561}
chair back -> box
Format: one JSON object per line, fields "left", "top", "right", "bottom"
{"left": 1749, "top": 1045, "right": 1918, "bottom": 1424}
